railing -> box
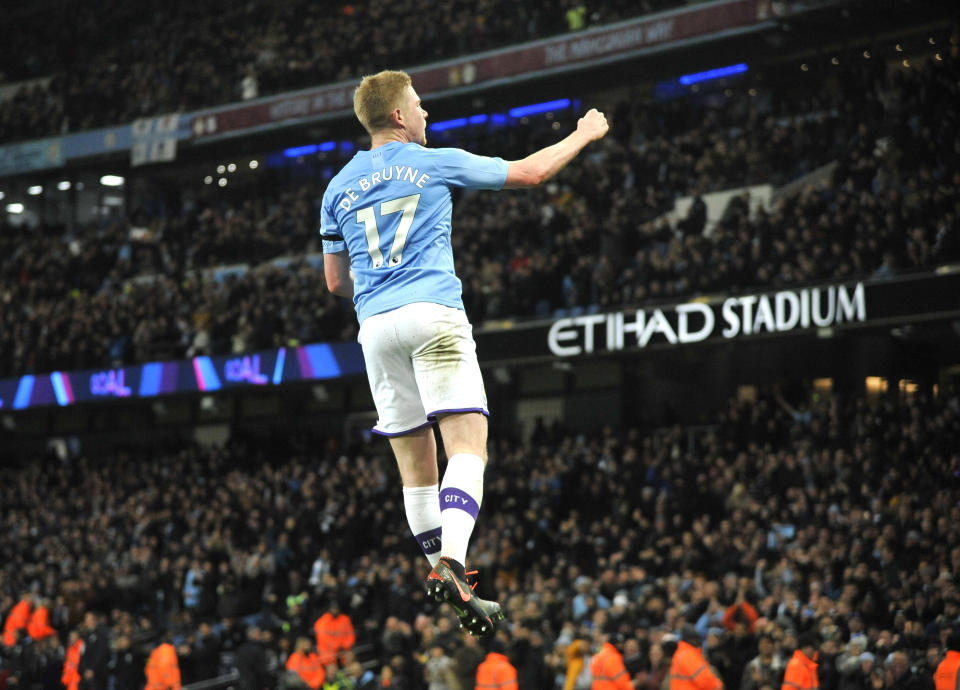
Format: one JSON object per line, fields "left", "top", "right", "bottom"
{"left": 183, "top": 670, "right": 239, "bottom": 690}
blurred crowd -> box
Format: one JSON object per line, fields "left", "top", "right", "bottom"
{"left": 451, "top": 52, "right": 960, "bottom": 320}
{"left": 2, "top": 384, "right": 958, "bottom": 688}
{"left": 0, "top": 0, "right": 685, "bottom": 143}
{"left": 0, "top": 228, "right": 355, "bottom": 377}
{"left": 2, "top": 51, "right": 958, "bottom": 379}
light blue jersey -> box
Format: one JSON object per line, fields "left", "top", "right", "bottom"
{"left": 320, "top": 141, "right": 508, "bottom": 324}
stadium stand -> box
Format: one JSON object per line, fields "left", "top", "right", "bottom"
{"left": 1, "top": 49, "right": 957, "bottom": 377}
{"left": 1, "top": 386, "right": 958, "bottom": 687}
{"left": 0, "top": 0, "right": 700, "bottom": 143}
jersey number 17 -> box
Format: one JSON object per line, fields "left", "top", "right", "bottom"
{"left": 356, "top": 193, "right": 421, "bottom": 268}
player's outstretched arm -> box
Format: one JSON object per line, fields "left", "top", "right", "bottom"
{"left": 503, "top": 108, "right": 608, "bottom": 188}
{"left": 324, "top": 251, "right": 354, "bottom": 298}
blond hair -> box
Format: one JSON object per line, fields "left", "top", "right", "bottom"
{"left": 354, "top": 70, "right": 412, "bottom": 135}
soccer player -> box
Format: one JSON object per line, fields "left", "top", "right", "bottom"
{"left": 321, "top": 70, "right": 608, "bottom": 637}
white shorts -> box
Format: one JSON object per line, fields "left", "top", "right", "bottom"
{"left": 358, "top": 302, "right": 489, "bottom": 436}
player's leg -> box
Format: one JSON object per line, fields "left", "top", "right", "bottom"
{"left": 407, "top": 304, "right": 489, "bottom": 569}
{"left": 358, "top": 307, "right": 441, "bottom": 569}
{"left": 408, "top": 303, "right": 503, "bottom": 637}
{"left": 434, "top": 411, "right": 487, "bottom": 567}
{"left": 388, "top": 428, "right": 443, "bottom": 567}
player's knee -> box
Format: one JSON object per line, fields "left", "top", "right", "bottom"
{"left": 436, "top": 411, "right": 488, "bottom": 460}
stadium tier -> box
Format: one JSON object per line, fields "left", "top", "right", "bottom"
{"left": 0, "top": 0, "right": 702, "bottom": 144}
{"left": 2, "top": 389, "right": 959, "bottom": 688}
{"left": 2, "top": 48, "right": 958, "bottom": 378}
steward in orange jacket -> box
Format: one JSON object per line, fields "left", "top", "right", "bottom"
{"left": 26, "top": 602, "right": 56, "bottom": 641}
{"left": 286, "top": 637, "right": 326, "bottom": 689}
{"left": 3, "top": 597, "right": 32, "bottom": 647}
{"left": 669, "top": 638, "right": 723, "bottom": 690}
{"left": 61, "top": 633, "right": 84, "bottom": 690}
{"left": 313, "top": 602, "right": 355, "bottom": 666}
{"left": 590, "top": 640, "right": 633, "bottom": 690}
{"left": 475, "top": 649, "right": 518, "bottom": 690}
{"left": 782, "top": 635, "right": 818, "bottom": 690}
{"left": 933, "top": 634, "right": 960, "bottom": 690}
{"left": 144, "top": 641, "right": 181, "bottom": 690}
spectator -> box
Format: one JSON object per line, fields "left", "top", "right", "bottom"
{"left": 886, "top": 651, "right": 921, "bottom": 690}
{"left": 565, "top": 637, "right": 592, "bottom": 690}
{"left": 61, "top": 631, "right": 83, "bottom": 690}
{"left": 453, "top": 632, "right": 485, "bottom": 690}
{"left": 236, "top": 627, "right": 271, "bottom": 690}
{"left": 322, "top": 661, "right": 356, "bottom": 689}
{"left": 783, "top": 633, "right": 819, "bottom": 690}
{"left": 424, "top": 643, "right": 459, "bottom": 690}
{"left": 589, "top": 631, "right": 632, "bottom": 690}
{"left": 2, "top": 597, "right": 31, "bottom": 648}
{"left": 283, "top": 636, "right": 325, "bottom": 689}
{"left": 144, "top": 637, "right": 182, "bottom": 690}
{"left": 669, "top": 628, "right": 723, "bottom": 690}
{"left": 359, "top": 663, "right": 400, "bottom": 690}
{"left": 475, "top": 637, "right": 517, "bottom": 690}
{"left": 25, "top": 598, "right": 55, "bottom": 642}
{"left": 637, "top": 640, "right": 671, "bottom": 690}
{"left": 933, "top": 633, "right": 960, "bottom": 690}
{"left": 79, "top": 611, "right": 111, "bottom": 690}
{"left": 314, "top": 599, "right": 355, "bottom": 667}
{"left": 107, "top": 634, "right": 146, "bottom": 690}
{"left": 742, "top": 634, "right": 787, "bottom": 690}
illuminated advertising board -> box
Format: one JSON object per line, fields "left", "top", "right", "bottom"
{"left": 0, "top": 342, "right": 365, "bottom": 410}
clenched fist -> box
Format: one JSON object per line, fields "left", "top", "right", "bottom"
{"left": 577, "top": 108, "right": 609, "bottom": 142}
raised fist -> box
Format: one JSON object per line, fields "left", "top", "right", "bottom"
{"left": 577, "top": 108, "right": 609, "bottom": 142}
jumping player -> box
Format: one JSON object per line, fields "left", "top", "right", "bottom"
{"left": 321, "top": 70, "right": 608, "bottom": 637}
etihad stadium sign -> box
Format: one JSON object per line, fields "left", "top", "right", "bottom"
{"left": 548, "top": 283, "right": 866, "bottom": 357}
{"left": 471, "top": 270, "right": 960, "bottom": 363}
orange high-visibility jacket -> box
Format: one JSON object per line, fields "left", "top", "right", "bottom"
{"left": 27, "top": 605, "right": 56, "bottom": 641}
{"left": 144, "top": 642, "right": 182, "bottom": 690}
{"left": 782, "top": 649, "right": 818, "bottom": 690}
{"left": 3, "top": 599, "right": 32, "bottom": 647}
{"left": 590, "top": 642, "right": 633, "bottom": 690}
{"left": 61, "top": 639, "right": 84, "bottom": 690}
{"left": 286, "top": 650, "right": 326, "bottom": 689}
{"left": 669, "top": 640, "right": 723, "bottom": 690}
{"left": 313, "top": 613, "right": 355, "bottom": 664}
{"left": 934, "top": 650, "right": 960, "bottom": 690}
{"left": 475, "top": 651, "right": 518, "bottom": 690}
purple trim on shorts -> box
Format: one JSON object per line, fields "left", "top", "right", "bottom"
{"left": 426, "top": 407, "right": 490, "bottom": 420}
{"left": 415, "top": 527, "right": 442, "bottom": 555}
{"left": 371, "top": 420, "right": 435, "bottom": 437}
{"left": 439, "top": 487, "right": 480, "bottom": 520}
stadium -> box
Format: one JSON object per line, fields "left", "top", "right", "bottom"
{"left": 1, "top": 0, "right": 959, "bottom": 688}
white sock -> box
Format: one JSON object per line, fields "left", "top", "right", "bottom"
{"left": 402, "top": 484, "right": 442, "bottom": 567}
{"left": 439, "top": 453, "right": 485, "bottom": 566}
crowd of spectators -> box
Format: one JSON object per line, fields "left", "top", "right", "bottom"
{"left": 0, "top": 0, "right": 693, "bottom": 143}
{"left": 2, "top": 50, "right": 958, "bottom": 380}
{"left": 0, "top": 183, "right": 356, "bottom": 376}
{"left": 451, "top": 51, "right": 960, "bottom": 320}
{"left": 1, "top": 383, "right": 958, "bottom": 688}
